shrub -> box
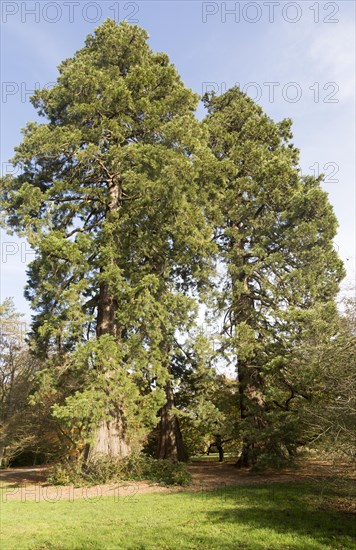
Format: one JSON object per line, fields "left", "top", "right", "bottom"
{"left": 47, "top": 453, "right": 192, "bottom": 486}
{"left": 139, "top": 456, "right": 192, "bottom": 486}
{"left": 47, "top": 461, "right": 85, "bottom": 486}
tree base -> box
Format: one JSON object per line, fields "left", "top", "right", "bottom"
{"left": 88, "top": 418, "right": 131, "bottom": 461}
{"left": 235, "top": 442, "right": 259, "bottom": 468}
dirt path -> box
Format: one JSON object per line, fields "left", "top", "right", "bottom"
{"left": 0, "top": 459, "right": 354, "bottom": 502}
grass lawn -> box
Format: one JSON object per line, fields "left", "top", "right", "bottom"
{"left": 0, "top": 482, "right": 355, "bottom": 549}
{"left": 190, "top": 453, "right": 238, "bottom": 462}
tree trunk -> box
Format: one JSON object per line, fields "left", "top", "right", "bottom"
{"left": 236, "top": 360, "right": 266, "bottom": 468}
{"left": 96, "top": 281, "right": 119, "bottom": 338}
{"left": 236, "top": 441, "right": 255, "bottom": 468}
{"left": 0, "top": 443, "right": 6, "bottom": 468}
{"left": 88, "top": 277, "right": 131, "bottom": 460}
{"left": 88, "top": 417, "right": 130, "bottom": 461}
{"left": 231, "top": 235, "right": 267, "bottom": 468}
{"left": 156, "top": 378, "right": 188, "bottom": 462}
{"left": 208, "top": 435, "right": 224, "bottom": 462}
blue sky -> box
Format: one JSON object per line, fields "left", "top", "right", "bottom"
{"left": 1, "top": 0, "right": 355, "bottom": 321}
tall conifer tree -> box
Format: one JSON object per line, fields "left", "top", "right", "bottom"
{"left": 204, "top": 88, "right": 344, "bottom": 467}
{"left": 0, "top": 20, "right": 213, "bottom": 459}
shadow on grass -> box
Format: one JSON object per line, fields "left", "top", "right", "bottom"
{"left": 200, "top": 483, "right": 355, "bottom": 549}
{"left": 2, "top": 481, "right": 355, "bottom": 550}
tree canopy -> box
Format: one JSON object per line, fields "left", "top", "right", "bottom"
{"left": 0, "top": 20, "right": 349, "bottom": 469}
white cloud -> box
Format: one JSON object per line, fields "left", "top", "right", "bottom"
{"left": 309, "top": 21, "right": 355, "bottom": 102}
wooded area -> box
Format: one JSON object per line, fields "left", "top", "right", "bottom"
{"left": 0, "top": 20, "right": 354, "bottom": 475}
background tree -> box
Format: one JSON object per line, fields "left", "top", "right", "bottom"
{"left": 0, "top": 299, "right": 33, "bottom": 466}
{"left": 0, "top": 299, "right": 65, "bottom": 466}
{"left": 288, "top": 297, "right": 356, "bottom": 460}
{"left": 169, "top": 331, "right": 239, "bottom": 461}
{"left": 203, "top": 88, "right": 345, "bottom": 467}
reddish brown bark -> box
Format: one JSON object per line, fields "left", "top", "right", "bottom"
{"left": 156, "top": 378, "right": 188, "bottom": 462}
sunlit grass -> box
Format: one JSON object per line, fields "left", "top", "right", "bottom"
{"left": 1, "top": 482, "right": 355, "bottom": 549}
{"left": 190, "top": 452, "right": 238, "bottom": 462}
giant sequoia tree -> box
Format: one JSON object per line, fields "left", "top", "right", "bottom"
{"left": 0, "top": 20, "right": 213, "bottom": 460}
{"left": 203, "top": 89, "right": 344, "bottom": 467}
{"left": 1, "top": 22, "right": 345, "bottom": 468}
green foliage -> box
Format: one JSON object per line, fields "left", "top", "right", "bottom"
{"left": 167, "top": 331, "right": 239, "bottom": 456}
{"left": 0, "top": 22, "right": 348, "bottom": 469}
{"left": 0, "top": 300, "right": 65, "bottom": 466}
{"left": 203, "top": 87, "right": 345, "bottom": 466}
{"left": 287, "top": 297, "right": 356, "bottom": 460}
{"left": 236, "top": 411, "right": 302, "bottom": 471}
{"left": 120, "top": 454, "right": 192, "bottom": 485}
{"left": 47, "top": 461, "right": 84, "bottom": 486}
{"left": 1, "top": 19, "right": 212, "bottom": 354}
{"left": 47, "top": 453, "right": 191, "bottom": 486}
{"left": 0, "top": 20, "right": 214, "bottom": 456}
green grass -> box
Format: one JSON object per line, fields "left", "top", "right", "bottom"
{"left": 1, "top": 482, "right": 355, "bottom": 549}
{"left": 190, "top": 453, "right": 238, "bottom": 462}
